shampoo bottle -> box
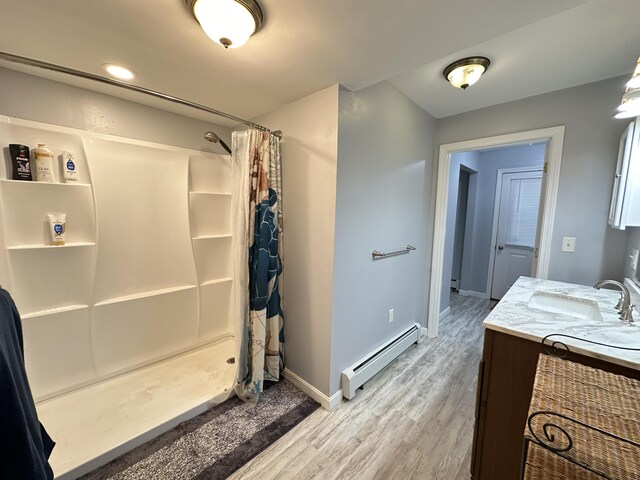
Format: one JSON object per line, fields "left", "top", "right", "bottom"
{"left": 34, "top": 144, "right": 56, "bottom": 182}
{"left": 8, "top": 144, "right": 33, "bottom": 181}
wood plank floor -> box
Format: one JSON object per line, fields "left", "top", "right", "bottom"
{"left": 228, "top": 295, "right": 492, "bottom": 480}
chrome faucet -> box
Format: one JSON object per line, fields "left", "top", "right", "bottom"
{"left": 593, "top": 280, "right": 634, "bottom": 322}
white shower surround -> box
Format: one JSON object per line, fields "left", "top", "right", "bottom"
{"left": 0, "top": 115, "right": 237, "bottom": 476}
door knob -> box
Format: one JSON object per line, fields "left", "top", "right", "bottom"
{"left": 497, "top": 245, "right": 504, "bottom": 250}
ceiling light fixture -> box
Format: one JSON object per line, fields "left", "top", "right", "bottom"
{"left": 443, "top": 56, "right": 491, "bottom": 90}
{"left": 615, "top": 56, "right": 640, "bottom": 119}
{"left": 103, "top": 64, "right": 136, "bottom": 81}
{"left": 626, "top": 57, "right": 640, "bottom": 89}
{"left": 185, "top": 0, "right": 263, "bottom": 49}
{"left": 615, "top": 90, "right": 640, "bottom": 119}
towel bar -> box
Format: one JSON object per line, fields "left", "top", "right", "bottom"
{"left": 372, "top": 245, "right": 416, "bottom": 259}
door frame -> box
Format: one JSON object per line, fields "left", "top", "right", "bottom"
{"left": 427, "top": 126, "right": 565, "bottom": 338}
{"left": 487, "top": 167, "right": 544, "bottom": 300}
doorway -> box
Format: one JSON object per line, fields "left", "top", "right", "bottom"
{"left": 427, "top": 126, "right": 565, "bottom": 338}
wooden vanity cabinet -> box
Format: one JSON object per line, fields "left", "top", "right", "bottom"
{"left": 470, "top": 329, "right": 640, "bottom": 480}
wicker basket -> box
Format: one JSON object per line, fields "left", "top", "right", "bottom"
{"left": 522, "top": 354, "right": 640, "bottom": 480}
{"left": 523, "top": 442, "right": 603, "bottom": 480}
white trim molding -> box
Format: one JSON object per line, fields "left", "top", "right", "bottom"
{"left": 428, "top": 126, "right": 565, "bottom": 338}
{"left": 439, "top": 306, "right": 451, "bottom": 319}
{"left": 283, "top": 368, "right": 343, "bottom": 411}
{"left": 418, "top": 326, "right": 429, "bottom": 343}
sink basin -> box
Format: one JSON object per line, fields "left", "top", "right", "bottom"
{"left": 527, "top": 290, "right": 603, "bottom": 322}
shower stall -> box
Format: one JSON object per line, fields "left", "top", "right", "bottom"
{"left": 0, "top": 50, "right": 288, "bottom": 480}
{"left": 0, "top": 51, "right": 283, "bottom": 479}
{"left": 0, "top": 115, "right": 241, "bottom": 478}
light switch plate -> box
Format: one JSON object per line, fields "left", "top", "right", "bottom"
{"left": 562, "top": 236, "right": 576, "bottom": 253}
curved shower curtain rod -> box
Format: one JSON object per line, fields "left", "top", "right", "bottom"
{"left": 0, "top": 51, "right": 283, "bottom": 140}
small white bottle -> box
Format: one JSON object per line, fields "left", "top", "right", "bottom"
{"left": 34, "top": 144, "right": 56, "bottom": 182}
{"left": 61, "top": 151, "right": 78, "bottom": 183}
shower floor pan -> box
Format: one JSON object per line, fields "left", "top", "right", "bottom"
{"left": 36, "top": 336, "right": 236, "bottom": 480}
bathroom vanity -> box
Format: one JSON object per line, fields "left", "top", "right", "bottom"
{"left": 470, "top": 277, "right": 640, "bottom": 480}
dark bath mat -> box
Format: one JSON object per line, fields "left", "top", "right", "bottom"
{"left": 81, "top": 379, "right": 319, "bottom": 480}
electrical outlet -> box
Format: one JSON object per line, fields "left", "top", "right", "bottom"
{"left": 388, "top": 308, "right": 394, "bottom": 323}
{"left": 562, "top": 236, "right": 576, "bottom": 253}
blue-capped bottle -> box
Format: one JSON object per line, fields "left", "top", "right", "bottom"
{"left": 61, "top": 151, "right": 78, "bottom": 183}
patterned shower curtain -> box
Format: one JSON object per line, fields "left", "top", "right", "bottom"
{"left": 231, "top": 129, "right": 284, "bottom": 403}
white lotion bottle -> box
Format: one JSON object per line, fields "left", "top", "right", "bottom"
{"left": 61, "top": 151, "right": 78, "bottom": 183}
{"left": 34, "top": 144, "right": 56, "bottom": 182}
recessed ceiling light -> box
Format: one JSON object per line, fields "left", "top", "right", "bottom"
{"left": 103, "top": 64, "right": 136, "bottom": 80}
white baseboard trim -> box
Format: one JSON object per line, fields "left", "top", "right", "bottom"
{"left": 418, "top": 326, "right": 429, "bottom": 343}
{"left": 327, "top": 390, "right": 344, "bottom": 411}
{"left": 459, "top": 289, "right": 490, "bottom": 299}
{"left": 283, "top": 368, "right": 343, "bottom": 411}
{"left": 439, "top": 306, "right": 451, "bottom": 320}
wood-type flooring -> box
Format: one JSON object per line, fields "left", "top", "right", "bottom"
{"left": 228, "top": 294, "right": 491, "bottom": 480}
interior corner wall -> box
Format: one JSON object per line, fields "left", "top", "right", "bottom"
{"left": 435, "top": 76, "right": 629, "bottom": 286}
{"left": 330, "top": 82, "right": 435, "bottom": 396}
{"left": 251, "top": 85, "right": 340, "bottom": 397}
{"left": 0, "top": 67, "right": 232, "bottom": 153}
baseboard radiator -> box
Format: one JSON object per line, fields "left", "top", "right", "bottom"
{"left": 341, "top": 322, "right": 422, "bottom": 400}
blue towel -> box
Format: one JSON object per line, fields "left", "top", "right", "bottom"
{"left": 0, "top": 288, "right": 55, "bottom": 479}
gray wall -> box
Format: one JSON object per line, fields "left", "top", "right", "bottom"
{"left": 435, "top": 76, "right": 629, "bottom": 286}
{"left": 330, "top": 82, "right": 435, "bottom": 395}
{"left": 441, "top": 150, "right": 479, "bottom": 312}
{"left": 452, "top": 169, "right": 470, "bottom": 286}
{"left": 0, "top": 67, "right": 232, "bottom": 153}
{"left": 251, "top": 85, "right": 340, "bottom": 396}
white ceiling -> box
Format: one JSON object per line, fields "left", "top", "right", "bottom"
{"left": 0, "top": 0, "right": 637, "bottom": 124}
{"left": 391, "top": 0, "right": 640, "bottom": 118}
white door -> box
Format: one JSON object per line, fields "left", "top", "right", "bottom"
{"left": 491, "top": 170, "right": 543, "bottom": 299}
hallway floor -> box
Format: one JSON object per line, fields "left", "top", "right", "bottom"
{"left": 228, "top": 294, "right": 492, "bottom": 480}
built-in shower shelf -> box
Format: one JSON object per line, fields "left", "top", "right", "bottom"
{"left": 189, "top": 191, "right": 231, "bottom": 238}
{"left": 0, "top": 179, "right": 91, "bottom": 188}
{"left": 189, "top": 191, "right": 231, "bottom": 196}
{"left": 94, "top": 285, "right": 198, "bottom": 307}
{"left": 192, "top": 234, "right": 232, "bottom": 240}
{"left": 22, "top": 304, "right": 89, "bottom": 320}
{"left": 200, "top": 278, "right": 233, "bottom": 287}
{"left": 7, "top": 242, "right": 96, "bottom": 250}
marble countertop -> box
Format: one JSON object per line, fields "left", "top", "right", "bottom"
{"left": 484, "top": 277, "right": 640, "bottom": 371}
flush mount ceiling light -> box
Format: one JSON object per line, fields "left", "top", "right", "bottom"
{"left": 103, "top": 64, "right": 136, "bottom": 80}
{"left": 626, "top": 57, "right": 640, "bottom": 90}
{"left": 443, "top": 56, "right": 491, "bottom": 90}
{"left": 615, "top": 88, "right": 640, "bottom": 119}
{"left": 615, "top": 56, "right": 640, "bottom": 119}
{"left": 185, "top": 0, "right": 263, "bottom": 49}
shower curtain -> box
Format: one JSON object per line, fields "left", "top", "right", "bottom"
{"left": 232, "top": 129, "right": 284, "bottom": 403}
